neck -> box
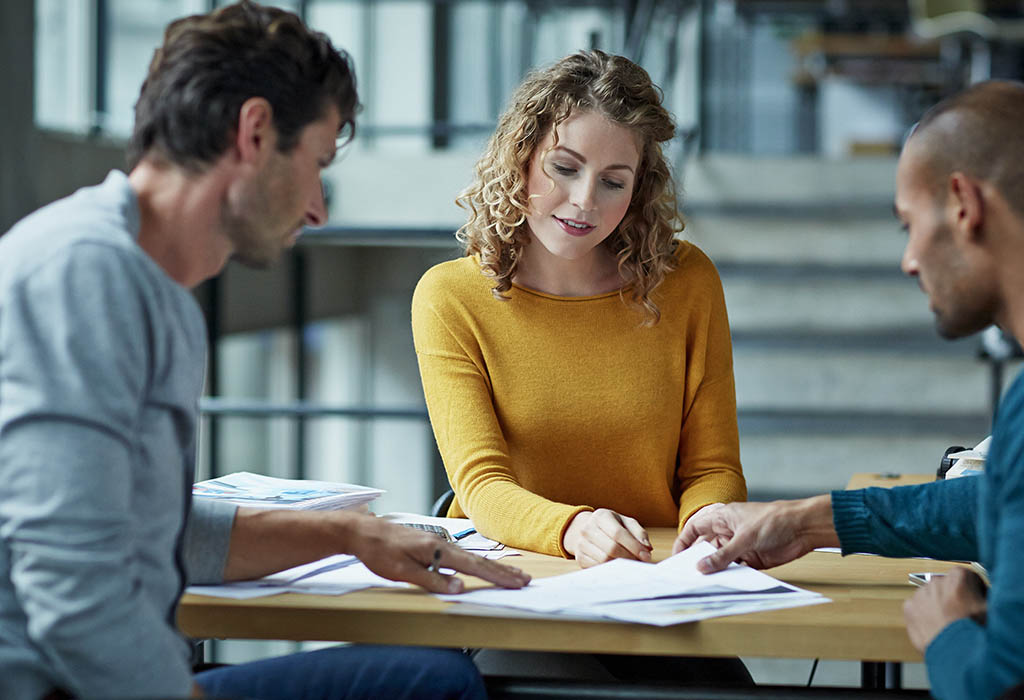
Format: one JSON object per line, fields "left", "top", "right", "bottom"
{"left": 984, "top": 195, "right": 1024, "bottom": 345}
{"left": 127, "top": 158, "right": 233, "bottom": 288}
{"left": 997, "top": 273, "right": 1024, "bottom": 346}
{"left": 513, "top": 241, "right": 622, "bottom": 297}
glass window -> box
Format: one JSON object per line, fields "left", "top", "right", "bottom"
{"left": 35, "top": 0, "right": 94, "bottom": 132}
{"left": 102, "top": 0, "right": 207, "bottom": 136}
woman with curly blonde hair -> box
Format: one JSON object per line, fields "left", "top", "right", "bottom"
{"left": 412, "top": 50, "right": 747, "bottom": 571}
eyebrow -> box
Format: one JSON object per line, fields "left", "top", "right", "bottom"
{"left": 554, "top": 146, "right": 635, "bottom": 173}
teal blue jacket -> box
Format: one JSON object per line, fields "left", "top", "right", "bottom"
{"left": 832, "top": 373, "right": 1024, "bottom": 699}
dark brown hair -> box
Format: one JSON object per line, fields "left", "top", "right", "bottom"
{"left": 128, "top": 0, "right": 358, "bottom": 170}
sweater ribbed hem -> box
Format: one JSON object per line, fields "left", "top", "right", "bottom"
{"left": 830, "top": 489, "right": 875, "bottom": 554}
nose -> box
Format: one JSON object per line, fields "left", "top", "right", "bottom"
{"left": 305, "top": 178, "right": 328, "bottom": 228}
{"left": 570, "top": 177, "right": 597, "bottom": 213}
{"left": 900, "top": 242, "right": 919, "bottom": 277}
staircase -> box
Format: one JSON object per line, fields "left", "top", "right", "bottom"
{"left": 682, "top": 156, "right": 1001, "bottom": 500}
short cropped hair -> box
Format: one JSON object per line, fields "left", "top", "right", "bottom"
{"left": 456, "top": 50, "right": 682, "bottom": 324}
{"left": 912, "top": 80, "right": 1024, "bottom": 217}
{"left": 128, "top": 0, "right": 358, "bottom": 171}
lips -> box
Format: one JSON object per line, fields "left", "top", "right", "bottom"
{"left": 554, "top": 216, "right": 596, "bottom": 237}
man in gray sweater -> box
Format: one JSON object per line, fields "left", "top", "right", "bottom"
{"left": 0, "top": 3, "right": 527, "bottom": 699}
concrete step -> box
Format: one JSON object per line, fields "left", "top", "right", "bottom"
{"left": 721, "top": 271, "right": 929, "bottom": 332}
{"left": 733, "top": 347, "right": 994, "bottom": 414}
{"left": 686, "top": 215, "right": 904, "bottom": 267}
{"left": 680, "top": 155, "right": 899, "bottom": 207}
{"left": 739, "top": 428, "right": 985, "bottom": 500}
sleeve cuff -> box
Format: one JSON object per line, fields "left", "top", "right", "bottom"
{"left": 183, "top": 500, "right": 237, "bottom": 584}
{"left": 831, "top": 489, "right": 875, "bottom": 554}
{"left": 555, "top": 505, "right": 594, "bottom": 558}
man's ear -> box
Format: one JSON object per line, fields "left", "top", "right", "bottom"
{"left": 948, "top": 171, "right": 985, "bottom": 243}
{"left": 235, "top": 97, "right": 275, "bottom": 166}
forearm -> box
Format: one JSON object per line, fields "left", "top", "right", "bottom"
{"left": 678, "top": 465, "right": 748, "bottom": 527}
{"left": 831, "top": 479, "right": 978, "bottom": 559}
{"left": 458, "top": 477, "right": 592, "bottom": 557}
{"left": 223, "top": 508, "right": 366, "bottom": 581}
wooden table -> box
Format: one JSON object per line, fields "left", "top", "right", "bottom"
{"left": 179, "top": 528, "right": 960, "bottom": 664}
{"left": 845, "top": 472, "right": 935, "bottom": 490}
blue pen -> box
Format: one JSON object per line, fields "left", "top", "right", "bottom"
{"left": 453, "top": 527, "right": 477, "bottom": 540}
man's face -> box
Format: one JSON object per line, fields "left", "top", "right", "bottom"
{"left": 223, "top": 106, "right": 342, "bottom": 268}
{"left": 895, "top": 142, "right": 995, "bottom": 339}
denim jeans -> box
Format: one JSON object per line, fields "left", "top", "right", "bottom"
{"left": 195, "top": 645, "right": 485, "bottom": 700}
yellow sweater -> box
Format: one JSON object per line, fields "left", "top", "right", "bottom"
{"left": 411, "top": 241, "right": 746, "bottom": 557}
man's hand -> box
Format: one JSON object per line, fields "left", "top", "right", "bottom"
{"left": 563, "top": 508, "right": 652, "bottom": 568}
{"left": 672, "top": 495, "right": 839, "bottom": 573}
{"left": 346, "top": 515, "right": 530, "bottom": 594}
{"left": 223, "top": 508, "right": 529, "bottom": 592}
{"left": 904, "top": 567, "right": 988, "bottom": 652}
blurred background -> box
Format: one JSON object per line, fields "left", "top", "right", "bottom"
{"left": 2, "top": 0, "right": 1024, "bottom": 682}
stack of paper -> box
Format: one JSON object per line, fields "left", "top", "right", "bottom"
{"left": 439, "top": 541, "right": 828, "bottom": 627}
{"left": 187, "top": 554, "right": 409, "bottom": 599}
{"left": 193, "top": 472, "right": 384, "bottom": 511}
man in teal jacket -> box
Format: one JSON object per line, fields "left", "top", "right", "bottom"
{"left": 678, "top": 80, "right": 1024, "bottom": 700}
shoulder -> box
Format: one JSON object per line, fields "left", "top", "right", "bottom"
{"left": 671, "top": 240, "right": 719, "bottom": 278}
{"left": 657, "top": 240, "right": 725, "bottom": 298}
{"left": 413, "top": 256, "right": 489, "bottom": 310}
{"left": 0, "top": 173, "right": 144, "bottom": 295}
{"left": 416, "top": 255, "right": 482, "bottom": 289}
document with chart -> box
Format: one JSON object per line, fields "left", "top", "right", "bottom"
{"left": 439, "top": 540, "right": 828, "bottom": 626}
{"left": 192, "top": 472, "right": 384, "bottom": 510}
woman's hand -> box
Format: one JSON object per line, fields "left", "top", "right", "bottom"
{"left": 563, "top": 508, "right": 652, "bottom": 568}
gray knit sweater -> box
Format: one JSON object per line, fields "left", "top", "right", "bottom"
{"left": 0, "top": 171, "right": 237, "bottom": 698}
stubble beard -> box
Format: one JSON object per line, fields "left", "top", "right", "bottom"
{"left": 931, "top": 275, "right": 996, "bottom": 341}
{"left": 221, "top": 180, "right": 288, "bottom": 270}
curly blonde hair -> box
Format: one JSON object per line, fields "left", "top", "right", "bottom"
{"left": 456, "top": 49, "right": 682, "bottom": 324}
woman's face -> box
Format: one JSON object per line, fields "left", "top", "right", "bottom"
{"left": 523, "top": 111, "right": 640, "bottom": 264}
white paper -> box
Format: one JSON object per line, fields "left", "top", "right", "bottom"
{"left": 571, "top": 593, "right": 829, "bottom": 626}
{"left": 289, "top": 561, "right": 409, "bottom": 590}
{"left": 194, "top": 472, "right": 384, "bottom": 510}
{"left": 437, "top": 541, "right": 827, "bottom": 626}
{"left": 262, "top": 553, "right": 359, "bottom": 585}
{"left": 478, "top": 550, "right": 520, "bottom": 560}
{"left": 186, "top": 560, "right": 407, "bottom": 600}
{"left": 186, "top": 583, "right": 297, "bottom": 599}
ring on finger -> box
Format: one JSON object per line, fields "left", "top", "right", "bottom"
{"left": 426, "top": 547, "right": 442, "bottom": 573}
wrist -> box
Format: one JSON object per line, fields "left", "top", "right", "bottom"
{"left": 327, "top": 509, "right": 368, "bottom": 556}
{"left": 789, "top": 494, "right": 839, "bottom": 550}
{"left": 562, "top": 510, "right": 592, "bottom": 556}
